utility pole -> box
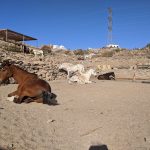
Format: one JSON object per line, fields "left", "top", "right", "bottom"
{"left": 108, "top": 7, "right": 112, "bottom": 45}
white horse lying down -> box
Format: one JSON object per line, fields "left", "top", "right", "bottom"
{"left": 69, "top": 69, "right": 97, "bottom": 84}
{"left": 59, "top": 63, "right": 85, "bottom": 79}
{"left": 32, "top": 49, "right": 44, "bottom": 57}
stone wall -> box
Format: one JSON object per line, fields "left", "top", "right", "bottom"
{"left": 0, "top": 47, "right": 150, "bottom": 83}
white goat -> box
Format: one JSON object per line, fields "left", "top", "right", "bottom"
{"left": 32, "top": 49, "right": 44, "bottom": 57}
{"left": 69, "top": 69, "right": 97, "bottom": 84}
{"left": 59, "top": 63, "right": 85, "bottom": 79}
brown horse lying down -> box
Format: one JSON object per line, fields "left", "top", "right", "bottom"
{"left": 0, "top": 61, "right": 57, "bottom": 105}
{"left": 97, "top": 72, "right": 115, "bottom": 80}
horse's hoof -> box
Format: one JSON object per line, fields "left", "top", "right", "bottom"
{"left": 24, "top": 98, "right": 33, "bottom": 103}
{"left": 8, "top": 93, "right": 12, "bottom": 97}
{"left": 13, "top": 98, "right": 21, "bottom": 104}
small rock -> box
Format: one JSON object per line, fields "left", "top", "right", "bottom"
{"left": 47, "top": 119, "right": 55, "bottom": 123}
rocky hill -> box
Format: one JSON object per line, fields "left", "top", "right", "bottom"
{"left": 0, "top": 43, "right": 150, "bottom": 82}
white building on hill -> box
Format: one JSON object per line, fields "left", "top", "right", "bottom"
{"left": 106, "top": 44, "right": 120, "bottom": 48}
{"left": 53, "top": 45, "right": 67, "bottom": 50}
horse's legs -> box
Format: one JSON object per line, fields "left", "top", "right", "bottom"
{"left": 85, "top": 80, "right": 92, "bottom": 84}
{"left": 23, "top": 97, "right": 43, "bottom": 104}
{"left": 8, "top": 84, "right": 22, "bottom": 97}
{"left": 68, "top": 80, "right": 72, "bottom": 84}
{"left": 14, "top": 96, "right": 43, "bottom": 104}
{"left": 79, "top": 80, "right": 85, "bottom": 84}
{"left": 13, "top": 89, "right": 43, "bottom": 104}
{"left": 8, "top": 90, "right": 18, "bottom": 97}
{"left": 13, "top": 96, "right": 24, "bottom": 104}
{"left": 67, "top": 71, "right": 70, "bottom": 79}
{"left": 79, "top": 68, "right": 84, "bottom": 74}
{"left": 23, "top": 97, "right": 34, "bottom": 103}
{"left": 34, "top": 98, "right": 43, "bottom": 103}
{"left": 13, "top": 89, "right": 28, "bottom": 104}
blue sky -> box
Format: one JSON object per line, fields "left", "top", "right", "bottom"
{"left": 0, "top": 0, "right": 150, "bottom": 49}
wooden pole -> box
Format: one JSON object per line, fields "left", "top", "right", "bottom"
{"left": 6, "top": 29, "right": 8, "bottom": 41}
{"left": 23, "top": 35, "right": 25, "bottom": 53}
{"left": 23, "top": 35, "right": 25, "bottom": 43}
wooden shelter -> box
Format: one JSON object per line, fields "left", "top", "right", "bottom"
{"left": 0, "top": 29, "right": 37, "bottom": 53}
{"left": 0, "top": 29, "right": 37, "bottom": 42}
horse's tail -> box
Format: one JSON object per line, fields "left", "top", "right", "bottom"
{"left": 42, "top": 91, "right": 58, "bottom": 105}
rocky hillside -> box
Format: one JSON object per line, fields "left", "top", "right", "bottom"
{"left": 0, "top": 44, "right": 150, "bottom": 82}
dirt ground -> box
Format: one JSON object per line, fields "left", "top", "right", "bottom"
{"left": 0, "top": 80, "right": 150, "bottom": 150}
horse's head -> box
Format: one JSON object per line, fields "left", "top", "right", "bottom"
{"left": 0, "top": 61, "right": 13, "bottom": 84}
{"left": 58, "top": 63, "right": 68, "bottom": 71}
{"left": 89, "top": 69, "right": 97, "bottom": 76}
{"left": 58, "top": 63, "right": 72, "bottom": 70}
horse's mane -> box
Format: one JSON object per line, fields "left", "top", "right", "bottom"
{"left": 11, "top": 64, "right": 37, "bottom": 76}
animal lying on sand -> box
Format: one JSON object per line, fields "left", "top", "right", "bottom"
{"left": 97, "top": 72, "right": 115, "bottom": 80}
{"left": 0, "top": 61, "right": 57, "bottom": 105}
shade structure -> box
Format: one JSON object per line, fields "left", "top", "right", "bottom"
{"left": 0, "top": 29, "right": 37, "bottom": 41}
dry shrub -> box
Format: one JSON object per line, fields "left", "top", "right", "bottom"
{"left": 92, "top": 54, "right": 101, "bottom": 58}
{"left": 40, "top": 45, "right": 52, "bottom": 53}
{"left": 114, "top": 48, "right": 122, "bottom": 53}
{"left": 86, "top": 49, "right": 95, "bottom": 54}
{"left": 101, "top": 51, "right": 114, "bottom": 57}
{"left": 64, "top": 50, "right": 72, "bottom": 55}
{"left": 73, "top": 49, "right": 85, "bottom": 55}
{"left": 4, "top": 45, "right": 21, "bottom": 52}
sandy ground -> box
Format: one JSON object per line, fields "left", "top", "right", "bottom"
{"left": 0, "top": 80, "right": 150, "bottom": 150}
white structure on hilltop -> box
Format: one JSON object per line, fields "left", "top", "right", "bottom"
{"left": 106, "top": 44, "right": 120, "bottom": 48}
{"left": 53, "top": 45, "right": 67, "bottom": 50}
